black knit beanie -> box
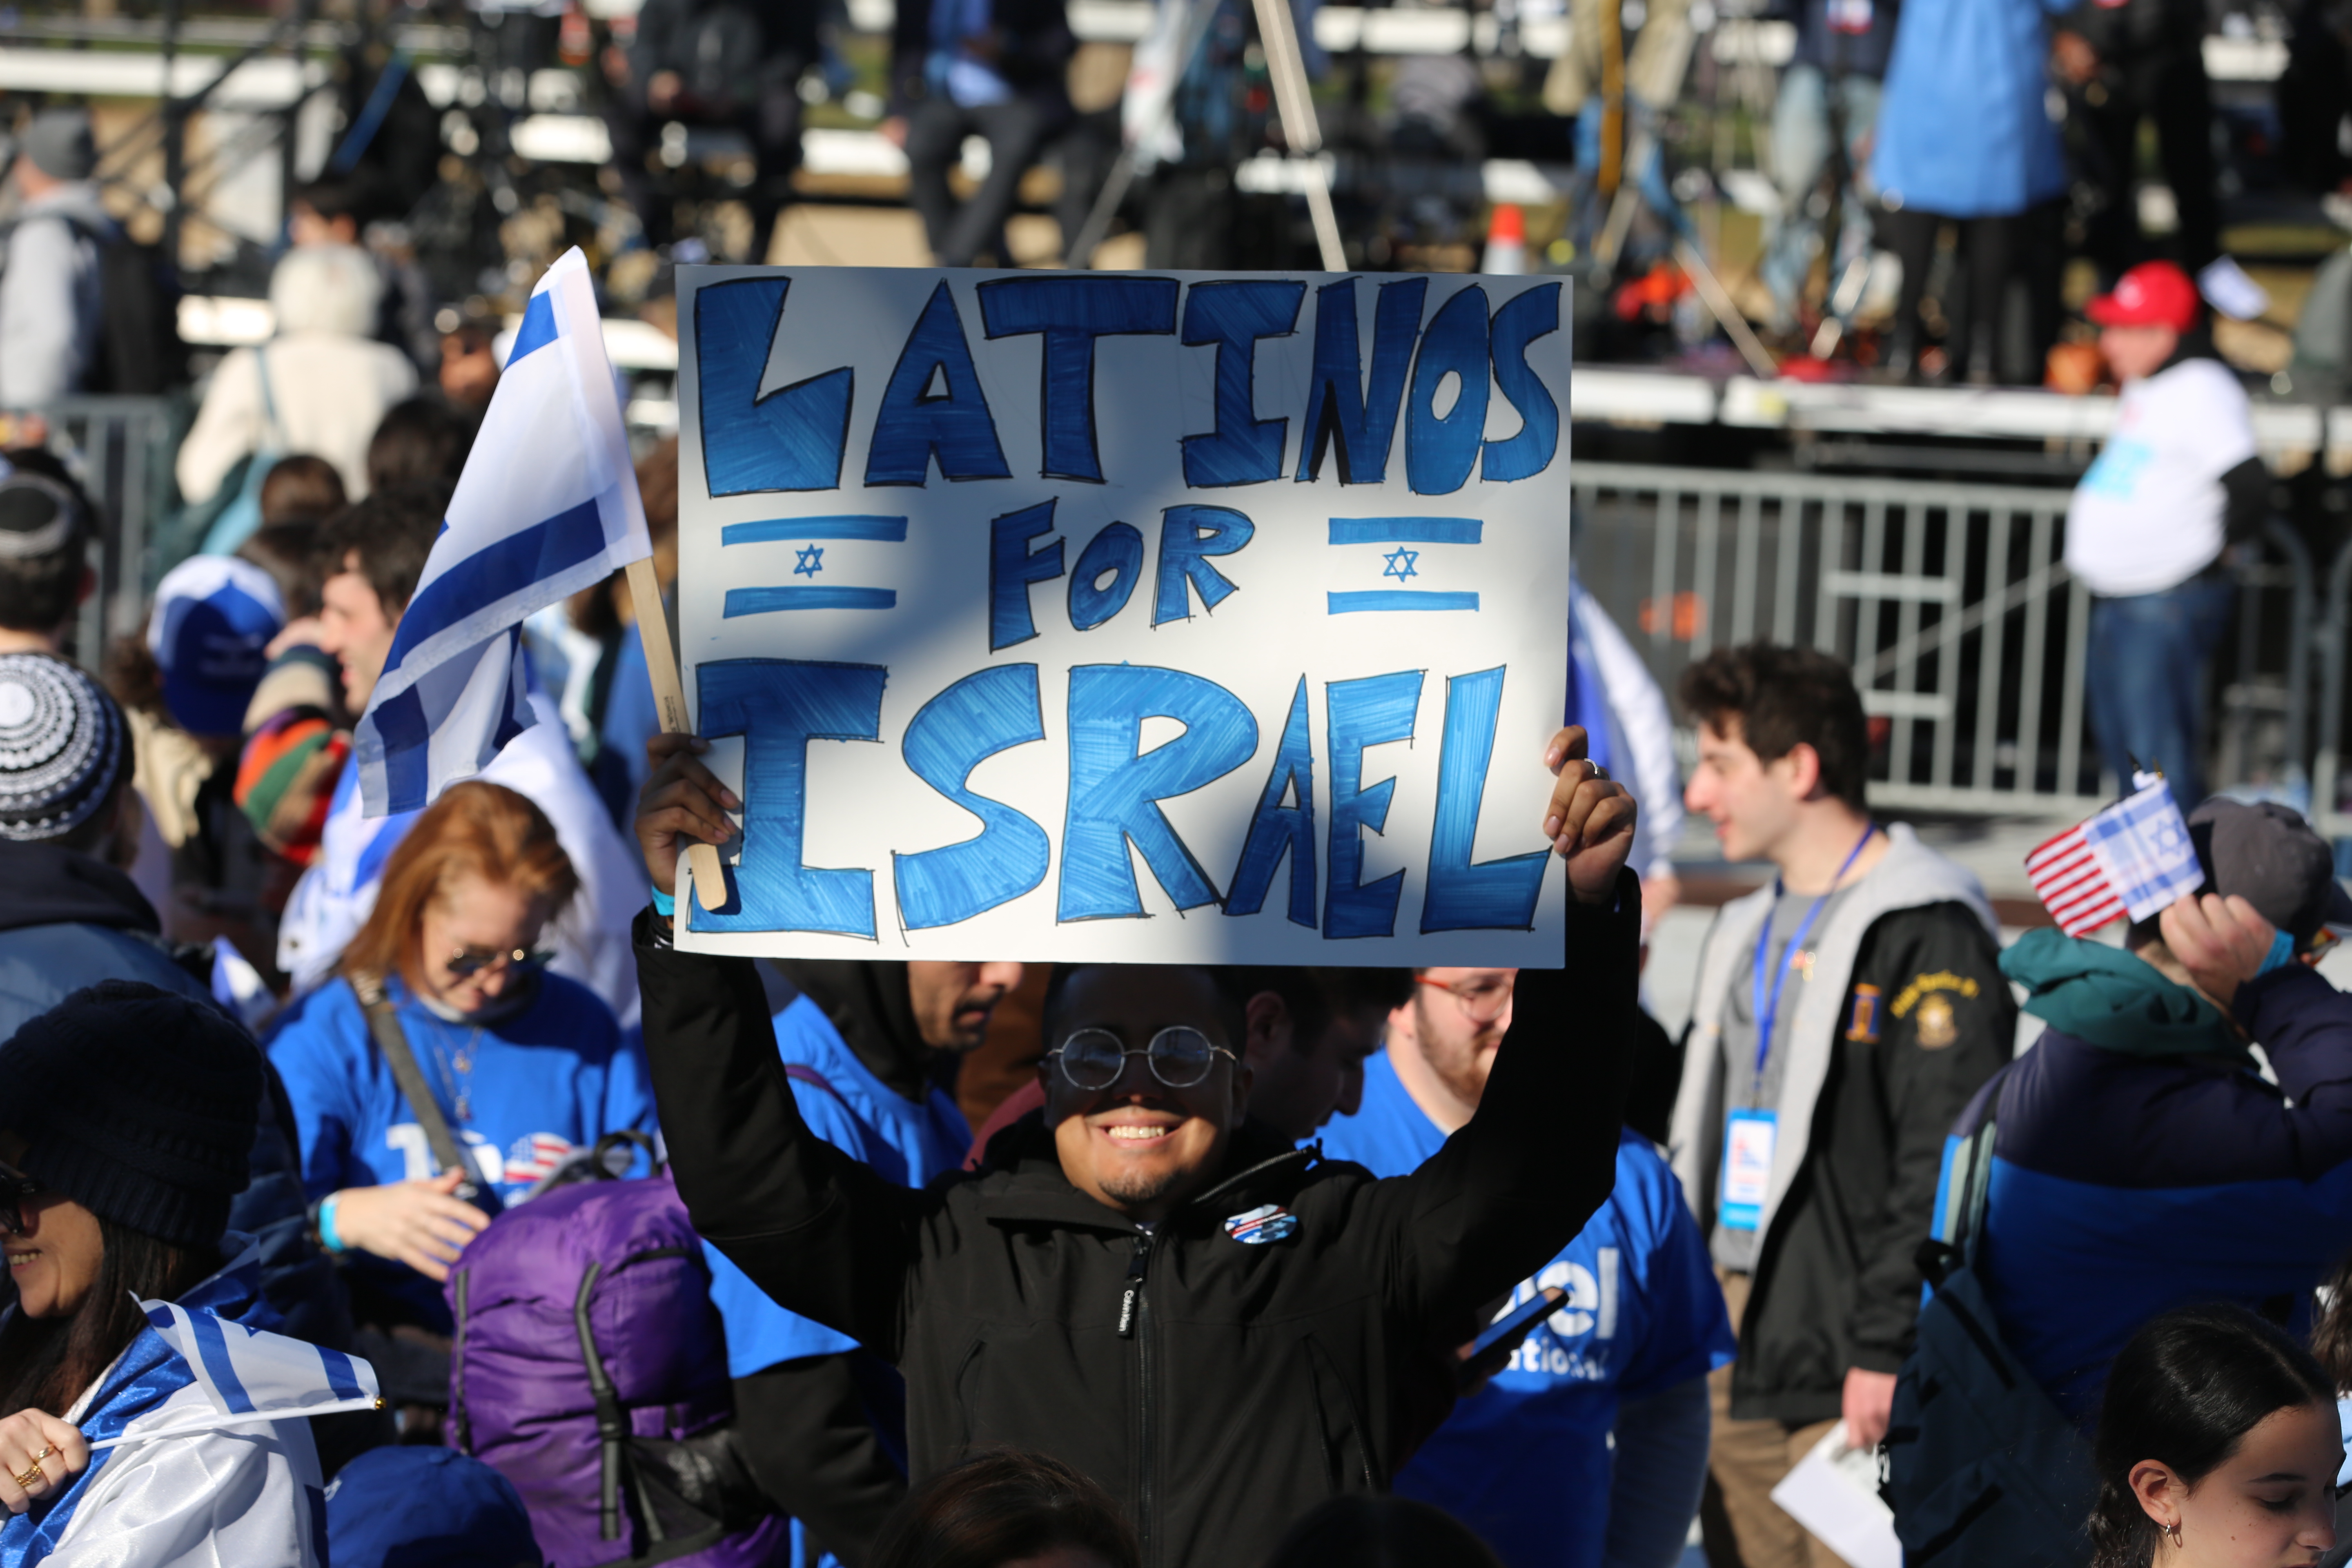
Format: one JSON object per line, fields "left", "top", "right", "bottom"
{"left": 0, "top": 980, "right": 260, "bottom": 1247}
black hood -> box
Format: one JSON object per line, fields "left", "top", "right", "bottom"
{"left": 0, "top": 840, "right": 160, "bottom": 935}
{"left": 775, "top": 959, "right": 946, "bottom": 1105}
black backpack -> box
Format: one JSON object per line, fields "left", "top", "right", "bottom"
{"left": 78, "top": 218, "right": 189, "bottom": 396}
{"left": 1880, "top": 1079, "right": 2100, "bottom": 1567}
{"left": 0, "top": 211, "right": 192, "bottom": 396}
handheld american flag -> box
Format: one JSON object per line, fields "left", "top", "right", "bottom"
{"left": 352, "top": 247, "right": 652, "bottom": 818}
{"left": 2024, "top": 779, "right": 2205, "bottom": 936}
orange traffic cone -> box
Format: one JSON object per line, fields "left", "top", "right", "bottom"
{"left": 1482, "top": 204, "right": 1526, "bottom": 276}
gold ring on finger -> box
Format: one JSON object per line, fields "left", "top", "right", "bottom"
{"left": 26, "top": 1446, "right": 51, "bottom": 1465}
{"left": 13, "top": 1462, "right": 41, "bottom": 1490}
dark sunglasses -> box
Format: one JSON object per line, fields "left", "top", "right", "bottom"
{"left": 444, "top": 944, "right": 556, "bottom": 980}
{"left": 0, "top": 1167, "right": 43, "bottom": 1237}
{"left": 1049, "top": 1026, "right": 1236, "bottom": 1091}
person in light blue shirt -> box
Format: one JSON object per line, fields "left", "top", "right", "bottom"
{"left": 709, "top": 956, "right": 1020, "bottom": 1568}
{"left": 1317, "top": 967, "right": 1734, "bottom": 1568}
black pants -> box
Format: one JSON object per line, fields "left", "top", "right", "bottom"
{"left": 1882, "top": 206, "right": 2027, "bottom": 381}
{"left": 1872, "top": 202, "right": 2060, "bottom": 381}
{"left": 2074, "top": 47, "right": 2221, "bottom": 281}
{"left": 604, "top": 69, "right": 804, "bottom": 253}
{"left": 905, "top": 95, "right": 1061, "bottom": 267}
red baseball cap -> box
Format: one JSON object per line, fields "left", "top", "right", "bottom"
{"left": 2087, "top": 261, "right": 2200, "bottom": 332}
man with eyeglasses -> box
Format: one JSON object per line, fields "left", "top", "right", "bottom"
{"left": 959, "top": 966, "right": 1415, "bottom": 1165}
{"left": 1316, "top": 968, "right": 1733, "bottom": 1568}
{"left": 633, "top": 724, "right": 1643, "bottom": 1568}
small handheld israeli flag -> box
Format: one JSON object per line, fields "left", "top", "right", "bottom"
{"left": 352, "top": 247, "right": 652, "bottom": 818}
{"left": 2025, "top": 775, "right": 2206, "bottom": 936}
{"left": 91, "top": 1299, "right": 382, "bottom": 1449}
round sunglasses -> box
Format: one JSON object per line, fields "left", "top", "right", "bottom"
{"left": 1048, "top": 1026, "right": 1236, "bottom": 1091}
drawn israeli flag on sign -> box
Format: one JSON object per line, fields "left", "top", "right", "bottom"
{"left": 352, "top": 247, "right": 653, "bottom": 818}
{"left": 1326, "top": 517, "right": 1485, "bottom": 614}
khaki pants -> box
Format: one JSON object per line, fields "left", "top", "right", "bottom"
{"left": 1706, "top": 1270, "right": 1845, "bottom": 1568}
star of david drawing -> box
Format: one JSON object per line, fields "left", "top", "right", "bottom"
{"left": 1382, "top": 547, "right": 1419, "bottom": 581}
{"left": 793, "top": 545, "right": 825, "bottom": 577}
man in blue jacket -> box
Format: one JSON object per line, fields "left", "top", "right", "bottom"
{"left": 1320, "top": 964, "right": 1734, "bottom": 1568}
{"left": 1958, "top": 797, "right": 2352, "bottom": 1425}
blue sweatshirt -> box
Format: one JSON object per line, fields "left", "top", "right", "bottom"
{"left": 1948, "top": 962, "right": 2352, "bottom": 1423}
{"left": 266, "top": 971, "right": 655, "bottom": 1330}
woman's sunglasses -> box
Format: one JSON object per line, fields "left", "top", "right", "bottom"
{"left": 444, "top": 944, "right": 556, "bottom": 980}
{"left": 1048, "top": 1026, "right": 1236, "bottom": 1091}
{"left": 0, "top": 1167, "right": 43, "bottom": 1237}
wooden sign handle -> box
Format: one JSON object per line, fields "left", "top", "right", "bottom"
{"left": 625, "top": 556, "right": 728, "bottom": 913}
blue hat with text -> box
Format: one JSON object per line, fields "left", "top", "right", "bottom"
{"left": 147, "top": 555, "right": 285, "bottom": 736}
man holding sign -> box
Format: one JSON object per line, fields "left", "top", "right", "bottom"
{"left": 633, "top": 723, "right": 1638, "bottom": 1566}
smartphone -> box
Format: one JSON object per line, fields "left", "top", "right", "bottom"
{"left": 1458, "top": 1287, "right": 1563, "bottom": 1392}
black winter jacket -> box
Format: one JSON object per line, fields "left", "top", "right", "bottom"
{"left": 1726, "top": 902, "right": 2013, "bottom": 1423}
{"left": 637, "top": 873, "right": 1641, "bottom": 1568}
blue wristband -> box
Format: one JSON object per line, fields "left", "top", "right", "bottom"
{"left": 317, "top": 1192, "right": 347, "bottom": 1254}
{"left": 2257, "top": 927, "right": 2297, "bottom": 976}
{"left": 651, "top": 884, "right": 676, "bottom": 918}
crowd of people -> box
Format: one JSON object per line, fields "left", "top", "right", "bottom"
{"left": 0, "top": 301, "right": 2341, "bottom": 1567}
{"left": 0, "top": 9, "right": 2345, "bottom": 1560}
{"left": 0, "top": 0, "right": 2314, "bottom": 399}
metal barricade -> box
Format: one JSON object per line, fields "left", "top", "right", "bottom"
{"left": 33, "top": 396, "right": 183, "bottom": 664}
{"left": 1573, "top": 463, "right": 2314, "bottom": 818}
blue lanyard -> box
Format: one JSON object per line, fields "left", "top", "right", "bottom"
{"left": 1750, "top": 823, "right": 1878, "bottom": 1082}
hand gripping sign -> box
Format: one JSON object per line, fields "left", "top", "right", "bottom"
{"left": 673, "top": 267, "right": 1573, "bottom": 965}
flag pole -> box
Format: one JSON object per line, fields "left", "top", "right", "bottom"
{"left": 625, "top": 557, "right": 728, "bottom": 913}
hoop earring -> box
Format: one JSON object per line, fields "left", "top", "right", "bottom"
{"left": 2164, "top": 1522, "right": 2183, "bottom": 1548}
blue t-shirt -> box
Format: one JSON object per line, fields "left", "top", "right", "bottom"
{"left": 1316, "top": 1051, "right": 1735, "bottom": 1568}
{"left": 265, "top": 971, "right": 654, "bottom": 1329}
{"left": 705, "top": 995, "right": 973, "bottom": 1376}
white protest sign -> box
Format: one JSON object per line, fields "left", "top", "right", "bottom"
{"left": 673, "top": 266, "right": 1572, "bottom": 964}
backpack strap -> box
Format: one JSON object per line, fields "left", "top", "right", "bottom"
{"left": 254, "top": 345, "right": 283, "bottom": 448}
{"left": 349, "top": 970, "right": 491, "bottom": 1208}
{"left": 1919, "top": 1062, "right": 2012, "bottom": 1287}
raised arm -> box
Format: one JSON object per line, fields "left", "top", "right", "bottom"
{"left": 1379, "top": 727, "right": 1645, "bottom": 1327}
{"left": 2167, "top": 892, "right": 2352, "bottom": 1178}
{"left": 636, "top": 734, "right": 932, "bottom": 1358}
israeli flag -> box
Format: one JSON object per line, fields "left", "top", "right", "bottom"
{"left": 353, "top": 247, "right": 652, "bottom": 817}
{"left": 92, "top": 1300, "right": 382, "bottom": 1449}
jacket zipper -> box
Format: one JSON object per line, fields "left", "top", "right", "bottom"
{"left": 1118, "top": 1232, "right": 1157, "bottom": 1562}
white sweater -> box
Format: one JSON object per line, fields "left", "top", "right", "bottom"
{"left": 175, "top": 334, "right": 416, "bottom": 503}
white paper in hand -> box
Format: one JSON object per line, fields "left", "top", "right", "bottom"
{"left": 1766, "top": 1422, "right": 1902, "bottom": 1568}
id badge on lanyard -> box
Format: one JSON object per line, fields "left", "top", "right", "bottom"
{"left": 1720, "top": 1109, "right": 1777, "bottom": 1231}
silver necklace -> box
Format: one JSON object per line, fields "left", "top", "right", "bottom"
{"left": 431, "top": 1027, "right": 483, "bottom": 1124}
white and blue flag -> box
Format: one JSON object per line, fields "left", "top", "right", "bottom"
{"left": 354, "top": 247, "right": 652, "bottom": 817}
{"left": 92, "top": 1297, "right": 382, "bottom": 1449}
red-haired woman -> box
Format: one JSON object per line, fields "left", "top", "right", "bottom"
{"left": 265, "top": 780, "right": 653, "bottom": 1343}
